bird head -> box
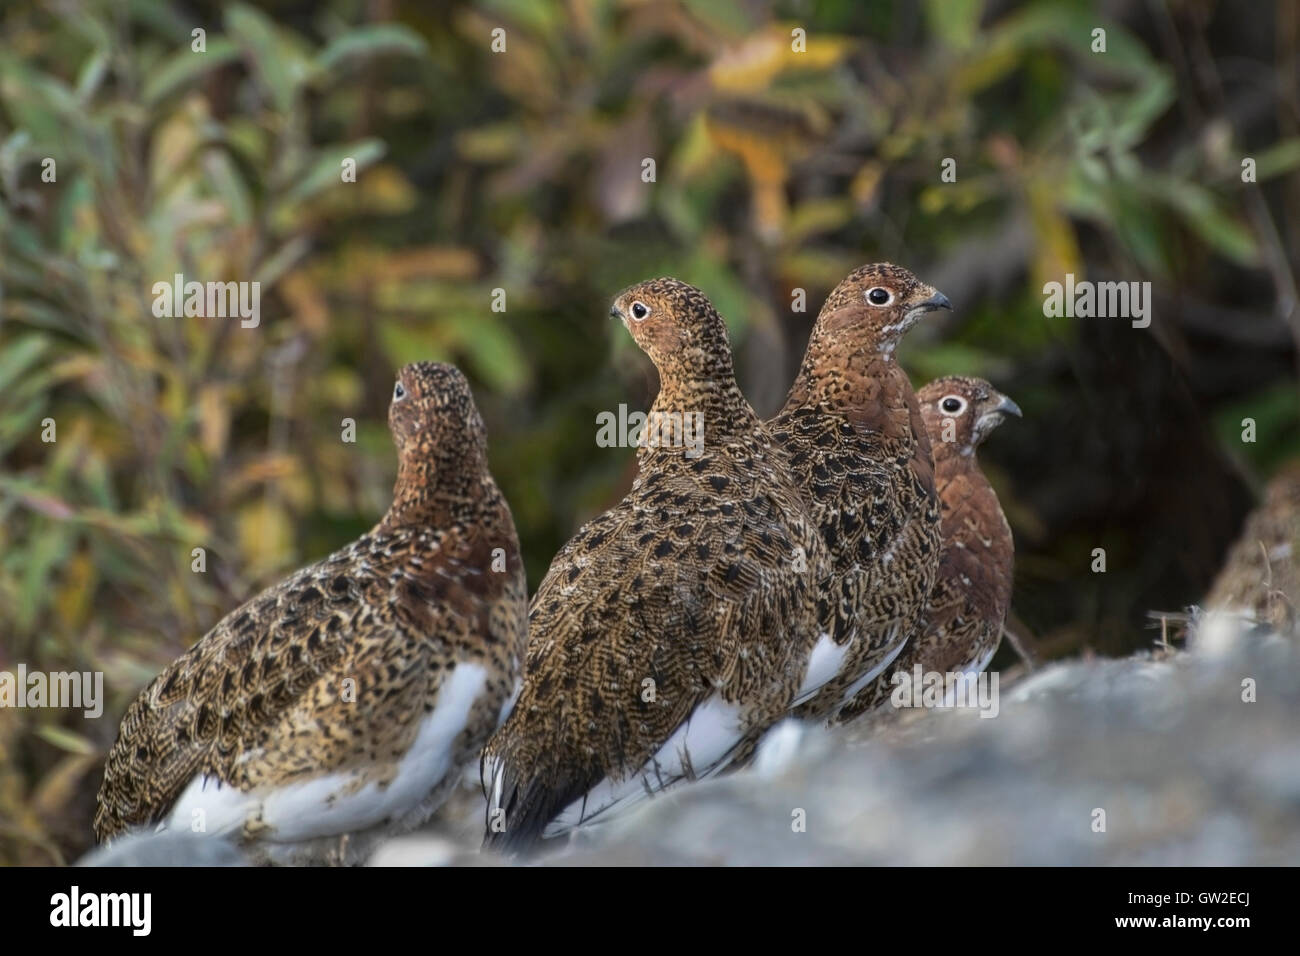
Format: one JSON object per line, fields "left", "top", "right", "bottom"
{"left": 388, "top": 361, "right": 487, "bottom": 469}
{"left": 816, "top": 263, "right": 951, "bottom": 353}
{"left": 610, "top": 277, "right": 735, "bottom": 380}
{"left": 918, "top": 376, "right": 1021, "bottom": 456}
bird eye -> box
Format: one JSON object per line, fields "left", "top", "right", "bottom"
{"left": 393, "top": 381, "right": 407, "bottom": 401}
{"left": 941, "top": 396, "right": 964, "bottom": 414}
{"left": 630, "top": 301, "right": 650, "bottom": 321}
{"left": 866, "top": 287, "right": 893, "bottom": 306}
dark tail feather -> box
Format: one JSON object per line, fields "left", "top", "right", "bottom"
{"left": 480, "top": 750, "right": 583, "bottom": 857}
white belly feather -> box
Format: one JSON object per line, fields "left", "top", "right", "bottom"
{"left": 165, "top": 663, "right": 488, "bottom": 843}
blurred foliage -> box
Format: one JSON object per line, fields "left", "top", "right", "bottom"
{"left": 1, "top": 0, "right": 1298, "bottom": 864}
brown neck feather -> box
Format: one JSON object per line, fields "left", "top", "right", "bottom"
{"left": 784, "top": 334, "right": 914, "bottom": 441}
{"left": 380, "top": 453, "right": 496, "bottom": 532}
{"left": 648, "top": 349, "right": 760, "bottom": 446}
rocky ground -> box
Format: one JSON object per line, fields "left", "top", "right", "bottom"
{"left": 81, "top": 614, "right": 1300, "bottom": 866}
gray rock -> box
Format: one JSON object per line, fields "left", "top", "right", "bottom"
{"left": 478, "top": 628, "right": 1300, "bottom": 865}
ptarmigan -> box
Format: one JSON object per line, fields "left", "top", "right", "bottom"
{"left": 94, "top": 362, "right": 527, "bottom": 865}
{"left": 481, "top": 277, "right": 831, "bottom": 853}
{"left": 1203, "top": 460, "right": 1300, "bottom": 637}
{"left": 769, "top": 263, "right": 947, "bottom": 724}
{"left": 836, "top": 376, "right": 1019, "bottom": 721}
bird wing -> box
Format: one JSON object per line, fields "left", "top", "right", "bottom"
{"left": 484, "top": 465, "right": 819, "bottom": 849}
{"left": 93, "top": 531, "right": 458, "bottom": 841}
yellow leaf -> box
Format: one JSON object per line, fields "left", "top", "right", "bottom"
{"left": 705, "top": 111, "right": 796, "bottom": 238}
{"left": 55, "top": 551, "right": 95, "bottom": 632}
{"left": 197, "top": 383, "right": 231, "bottom": 458}
{"left": 149, "top": 96, "right": 207, "bottom": 193}
{"left": 354, "top": 164, "right": 417, "bottom": 214}
{"left": 851, "top": 161, "right": 885, "bottom": 206}
{"left": 237, "top": 497, "right": 294, "bottom": 578}
{"left": 672, "top": 114, "right": 719, "bottom": 178}
{"left": 709, "top": 25, "right": 853, "bottom": 93}
{"left": 33, "top": 725, "right": 95, "bottom": 756}
{"left": 704, "top": 114, "right": 789, "bottom": 183}
{"left": 1027, "top": 180, "right": 1082, "bottom": 290}
{"left": 226, "top": 453, "right": 300, "bottom": 498}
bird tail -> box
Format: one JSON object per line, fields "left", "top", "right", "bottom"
{"left": 480, "top": 746, "right": 583, "bottom": 856}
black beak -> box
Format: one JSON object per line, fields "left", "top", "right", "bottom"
{"left": 993, "top": 393, "right": 1022, "bottom": 418}
{"left": 902, "top": 290, "right": 952, "bottom": 327}
{"left": 916, "top": 291, "right": 952, "bottom": 313}
{"left": 973, "top": 391, "right": 1021, "bottom": 443}
{"left": 609, "top": 305, "right": 621, "bottom": 320}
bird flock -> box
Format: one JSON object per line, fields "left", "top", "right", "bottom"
{"left": 93, "top": 263, "right": 1019, "bottom": 863}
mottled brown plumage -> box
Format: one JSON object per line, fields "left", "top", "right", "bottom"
{"left": 94, "top": 363, "right": 526, "bottom": 864}
{"left": 836, "top": 376, "right": 1019, "bottom": 721}
{"left": 1204, "top": 460, "right": 1300, "bottom": 636}
{"left": 769, "top": 263, "right": 947, "bottom": 724}
{"left": 482, "top": 278, "right": 830, "bottom": 852}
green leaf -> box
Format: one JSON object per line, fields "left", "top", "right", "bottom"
{"left": 1252, "top": 138, "right": 1300, "bottom": 181}
{"left": 0, "top": 334, "right": 50, "bottom": 394}
{"left": 477, "top": 0, "right": 565, "bottom": 36}
{"left": 0, "top": 129, "right": 33, "bottom": 180}
{"left": 380, "top": 321, "right": 449, "bottom": 371}
{"left": 925, "top": 0, "right": 984, "bottom": 50}
{"left": 0, "top": 59, "right": 82, "bottom": 144}
{"left": 1109, "top": 71, "right": 1174, "bottom": 152}
{"left": 254, "top": 236, "right": 311, "bottom": 288}
{"left": 785, "top": 198, "right": 855, "bottom": 245}
{"left": 1148, "top": 175, "right": 1259, "bottom": 267}
{"left": 203, "top": 148, "right": 253, "bottom": 227}
{"left": 34, "top": 725, "right": 96, "bottom": 756}
{"left": 315, "top": 24, "right": 428, "bottom": 74}
{"left": 141, "top": 39, "right": 239, "bottom": 106}
{"left": 281, "top": 139, "right": 386, "bottom": 204}
{"left": 1214, "top": 383, "right": 1300, "bottom": 474}
{"left": 1, "top": 299, "right": 79, "bottom": 336}
{"left": 226, "top": 4, "right": 301, "bottom": 113}
{"left": 75, "top": 49, "right": 110, "bottom": 103}
{"left": 0, "top": 395, "right": 48, "bottom": 460}
{"left": 20, "top": 521, "right": 72, "bottom": 631}
{"left": 910, "top": 341, "right": 1001, "bottom": 383}
{"left": 1110, "top": 192, "right": 1171, "bottom": 276}
{"left": 456, "top": 313, "right": 529, "bottom": 393}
